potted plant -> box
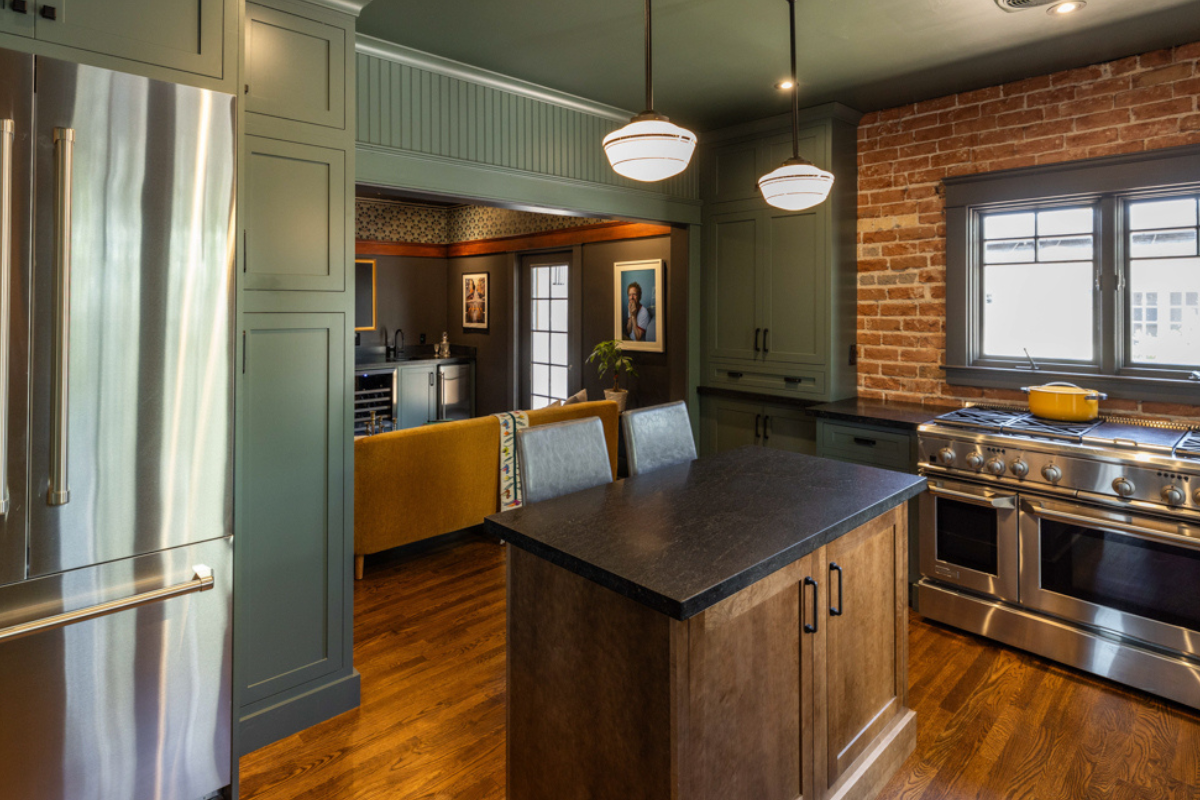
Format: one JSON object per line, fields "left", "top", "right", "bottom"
{"left": 587, "top": 339, "right": 637, "bottom": 413}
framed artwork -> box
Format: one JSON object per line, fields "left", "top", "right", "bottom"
{"left": 354, "top": 259, "right": 376, "bottom": 332}
{"left": 463, "top": 272, "right": 489, "bottom": 330}
{"left": 614, "top": 259, "right": 664, "bottom": 353}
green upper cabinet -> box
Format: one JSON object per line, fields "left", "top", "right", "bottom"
{"left": 246, "top": 1, "right": 346, "bottom": 130}
{"left": 699, "top": 105, "right": 861, "bottom": 404}
{"left": 30, "top": 0, "right": 225, "bottom": 78}
{"left": 244, "top": 134, "right": 346, "bottom": 292}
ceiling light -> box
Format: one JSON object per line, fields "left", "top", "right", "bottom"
{"left": 775, "top": 79, "right": 795, "bottom": 91}
{"left": 603, "top": 0, "right": 697, "bottom": 182}
{"left": 1048, "top": 1, "right": 1085, "bottom": 14}
{"left": 758, "top": 0, "right": 834, "bottom": 211}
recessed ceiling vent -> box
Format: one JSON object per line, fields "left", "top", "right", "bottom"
{"left": 994, "top": 0, "right": 1058, "bottom": 11}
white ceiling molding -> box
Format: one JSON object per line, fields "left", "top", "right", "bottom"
{"left": 355, "top": 34, "right": 634, "bottom": 124}
{"left": 301, "top": 0, "right": 374, "bottom": 16}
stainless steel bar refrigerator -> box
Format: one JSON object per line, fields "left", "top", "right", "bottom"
{"left": 0, "top": 49, "right": 236, "bottom": 799}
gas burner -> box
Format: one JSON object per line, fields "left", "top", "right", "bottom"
{"left": 1001, "top": 415, "right": 1101, "bottom": 443}
{"left": 1175, "top": 431, "right": 1200, "bottom": 461}
{"left": 931, "top": 406, "right": 1029, "bottom": 432}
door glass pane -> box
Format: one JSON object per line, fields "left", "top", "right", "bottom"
{"left": 935, "top": 497, "right": 999, "bottom": 575}
{"left": 1127, "top": 195, "right": 1200, "bottom": 368}
{"left": 529, "top": 264, "right": 571, "bottom": 405}
{"left": 1040, "top": 521, "right": 1200, "bottom": 633}
{"left": 532, "top": 332, "right": 549, "bottom": 363}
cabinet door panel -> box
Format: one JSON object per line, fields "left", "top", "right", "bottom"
{"left": 0, "top": 2, "right": 35, "bottom": 37}
{"left": 764, "top": 409, "right": 816, "bottom": 455}
{"left": 707, "top": 212, "right": 760, "bottom": 362}
{"left": 246, "top": 2, "right": 346, "bottom": 129}
{"left": 710, "top": 142, "right": 760, "bottom": 204}
{"left": 821, "top": 508, "right": 905, "bottom": 788}
{"left": 700, "top": 397, "right": 760, "bottom": 456}
{"left": 34, "top": 0, "right": 224, "bottom": 77}
{"left": 399, "top": 365, "right": 436, "bottom": 429}
{"left": 763, "top": 209, "right": 826, "bottom": 365}
{"left": 239, "top": 313, "right": 346, "bottom": 705}
{"left": 244, "top": 135, "right": 345, "bottom": 291}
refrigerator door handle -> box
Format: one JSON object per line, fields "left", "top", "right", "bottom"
{"left": 0, "top": 564, "right": 215, "bottom": 644}
{"left": 0, "top": 119, "right": 13, "bottom": 515}
{"left": 48, "top": 127, "right": 74, "bottom": 507}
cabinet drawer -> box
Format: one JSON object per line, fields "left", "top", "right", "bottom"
{"left": 246, "top": 2, "right": 346, "bottom": 129}
{"left": 707, "top": 363, "right": 826, "bottom": 398}
{"left": 817, "top": 421, "right": 913, "bottom": 472}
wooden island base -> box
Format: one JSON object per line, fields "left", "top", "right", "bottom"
{"left": 507, "top": 505, "right": 914, "bottom": 800}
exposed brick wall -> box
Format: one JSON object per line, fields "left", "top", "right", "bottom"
{"left": 857, "top": 41, "right": 1200, "bottom": 421}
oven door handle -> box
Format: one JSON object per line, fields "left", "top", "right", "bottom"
{"left": 1026, "top": 503, "right": 1200, "bottom": 551}
{"left": 928, "top": 484, "right": 1016, "bottom": 509}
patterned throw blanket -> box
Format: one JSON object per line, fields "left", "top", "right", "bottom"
{"left": 494, "top": 410, "right": 529, "bottom": 511}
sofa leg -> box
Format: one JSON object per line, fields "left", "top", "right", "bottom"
{"left": 355, "top": 555, "right": 364, "bottom": 581}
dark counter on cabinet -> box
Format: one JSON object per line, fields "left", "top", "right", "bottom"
{"left": 809, "top": 397, "right": 942, "bottom": 431}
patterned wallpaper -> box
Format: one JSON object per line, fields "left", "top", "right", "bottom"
{"left": 356, "top": 198, "right": 612, "bottom": 245}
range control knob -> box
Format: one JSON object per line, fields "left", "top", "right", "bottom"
{"left": 1009, "top": 459, "right": 1029, "bottom": 478}
{"left": 1112, "top": 477, "right": 1136, "bottom": 498}
{"left": 985, "top": 457, "right": 1006, "bottom": 476}
{"left": 965, "top": 451, "right": 985, "bottom": 470}
{"left": 1162, "top": 485, "right": 1186, "bottom": 506}
{"left": 1041, "top": 464, "right": 1062, "bottom": 483}
{"left": 937, "top": 447, "right": 956, "bottom": 465}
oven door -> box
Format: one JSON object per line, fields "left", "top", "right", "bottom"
{"left": 1020, "top": 497, "right": 1200, "bottom": 658}
{"left": 920, "top": 478, "right": 1020, "bottom": 602}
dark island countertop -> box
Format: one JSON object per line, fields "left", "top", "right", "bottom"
{"left": 808, "top": 397, "right": 943, "bottom": 431}
{"left": 485, "top": 447, "right": 926, "bottom": 621}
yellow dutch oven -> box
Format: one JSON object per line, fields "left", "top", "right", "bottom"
{"left": 1022, "top": 382, "right": 1107, "bottom": 422}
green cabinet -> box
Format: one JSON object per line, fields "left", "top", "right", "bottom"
{"left": 700, "top": 106, "right": 861, "bottom": 404}
{"left": 237, "top": 313, "right": 355, "bottom": 735}
{"left": 398, "top": 363, "right": 437, "bottom": 429}
{"left": 699, "top": 395, "right": 816, "bottom": 456}
{"left": 15, "top": 0, "right": 225, "bottom": 77}
{"left": 246, "top": 1, "right": 347, "bottom": 130}
{"left": 0, "top": 2, "right": 34, "bottom": 38}
{"left": 243, "top": 135, "right": 346, "bottom": 292}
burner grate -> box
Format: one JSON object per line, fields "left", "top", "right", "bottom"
{"left": 1176, "top": 431, "right": 1200, "bottom": 461}
{"left": 1001, "top": 415, "right": 1100, "bottom": 443}
{"left": 932, "top": 406, "right": 1028, "bottom": 432}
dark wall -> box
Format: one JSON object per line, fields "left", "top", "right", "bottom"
{"left": 581, "top": 234, "right": 687, "bottom": 409}
{"left": 364, "top": 255, "right": 448, "bottom": 349}
{"left": 447, "top": 252, "right": 514, "bottom": 416}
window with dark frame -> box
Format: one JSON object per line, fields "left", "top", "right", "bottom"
{"left": 944, "top": 144, "right": 1200, "bottom": 403}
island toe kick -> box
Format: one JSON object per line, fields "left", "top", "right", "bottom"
{"left": 506, "top": 505, "right": 915, "bottom": 800}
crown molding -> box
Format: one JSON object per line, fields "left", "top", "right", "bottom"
{"left": 355, "top": 34, "right": 634, "bottom": 123}
{"left": 299, "top": 0, "right": 373, "bottom": 15}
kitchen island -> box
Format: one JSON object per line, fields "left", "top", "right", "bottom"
{"left": 486, "top": 447, "right": 926, "bottom": 800}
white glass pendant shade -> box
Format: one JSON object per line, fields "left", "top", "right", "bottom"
{"left": 603, "top": 117, "right": 697, "bottom": 182}
{"left": 758, "top": 159, "right": 835, "bottom": 211}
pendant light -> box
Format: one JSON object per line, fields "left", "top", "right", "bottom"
{"left": 758, "top": 0, "right": 834, "bottom": 210}
{"left": 603, "top": 0, "right": 697, "bottom": 182}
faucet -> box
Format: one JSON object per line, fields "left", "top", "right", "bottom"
{"left": 380, "top": 325, "right": 390, "bottom": 357}
{"left": 394, "top": 328, "right": 405, "bottom": 359}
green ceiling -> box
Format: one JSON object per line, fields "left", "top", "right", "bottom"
{"left": 356, "top": 0, "right": 1200, "bottom": 131}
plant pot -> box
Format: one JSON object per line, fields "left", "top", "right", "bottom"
{"left": 604, "top": 388, "right": 628, "bottom": 414}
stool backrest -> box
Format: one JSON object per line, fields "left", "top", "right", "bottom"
{"left": 621, "top": 400, "right": 697, "bottom": 476}
{"left": 516, "top": 416, "right": 613, "bottom": 504}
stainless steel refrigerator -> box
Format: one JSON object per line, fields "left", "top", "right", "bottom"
{"left": 0, "top": 50, "right": 236, "bottom": 799}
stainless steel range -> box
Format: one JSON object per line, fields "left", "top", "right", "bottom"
{"left": 917, "top": 406, "right": 1200, "bottom": 709}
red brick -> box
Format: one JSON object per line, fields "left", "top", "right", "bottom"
{"left": 1114, "top": 84, "right": 1174, "bottom": 108}
{"left": 1023, "top": 119, "right": 1075, "bottom": 139}
{"left": 881, "top": 242, "right": 919, "bottom": 257}
{"left": 1004, "top": 75, "right": 1052, "bottom": 96}
{"left": 1131, "top": 98, "right": 1195, "bottom": 120}
{"left": 1181, "top": 114, "right": 1200, "bottom": 132}
{"left": 996, "top": 108, "right": 1045, "bottom": 128}
{"left": 1015, "top": 136, "right": 1064, "bottom": 155}
{"left": 862, "top": 346, "right": 899, "bottom": 361}
{"left": 857, "top": 258, "right": 889, "bottom": 273}
{"left": 1133, "top": 64, "right": 1193, "bottom": 89}
{"left": 1140, "top": 402, "right": 1200, "bottom": 420}
{"left": 1051, "top": 64, "right": 1105, "bottom": 87}
{"left": 1075, "top": 76, "right": 1132, "bottom": 100}
{"left": 860, "top": 230, "right": 899, "bottom": 244}
{"left": 1060, "top": 95, "right": 1114, "bottom": 117}
{"left": 940, "top": 104, "right": 981, "bottom": 124}
{"left": 886, "top": 286, "right": 926, "bottom": 300}
{"left": 914, "top": 95, "right": 958, "bottom": 115}
{"left": 1024, "top": 87, "right": 1076, "bottom": 109}
{"left": 1109, "top": 56, "right": 1141, "bottom": 77}
{"left": 898, "top": 140, "right": 939, "bottom": 159}
{"left": 1176, "top": 42, "right": 1200, "bottom": 61}
{"left": 859, "top": 288, "right": 886, "bottom": 302}
{"left": 953, "top": 116, "right": 998, "bottom": 135}
{"left": 1175, "top": 77, "right": 1200, "bottom": 98}
{"left": 1074, "top": 109, "right": 1131, "bottom": 131}
{"left": 959, "top": 86, "right": 1004, "bottom": 105}
{"left": 1139, "top": 49, "right": 1175, "bottom": 69}
{"left": 1119, "top": 118, "right": 1181, "bottom": 141}
{"left": 1086, "top": 141, "right": 1144, "bottom": 159}
{"left": 981, "top": 96, "right": 1028, "bottom": 117}
{"left": 1143, "top": 132, "right": 1200, "bottom": 149}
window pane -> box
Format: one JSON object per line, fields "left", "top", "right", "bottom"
{"left": 1037, "top": 236, "right": 1093, "bottom": 262}
{"left": 535, "top": 266, "right": 550, "bottom": 298}
{"left": 550, "top": 266, "right": 569, "bottom": 298}
{"left": 532, "top": 332, "right": 549, "bottom": 363}
{"left": 550, "top": 299, "right": 568, "bottom": 333}
{"left": 984, "top": 212, "right": 1035, "bottom": 239}
{"left": 551, "top": 366, "right": 568, "bottom": 399}
{"left": 1038, "top": 208, "right": 1093, "bottom": 236}
{"left": 550, "top": 333, "right": 567, "bottom": 366}
{"left": 531, "top": 395, "right": 550, "bottom": 410}
{"left": 983, "top": 262, "right": 1093, "bottom": 360}
{"left": 984, "top": 238, "right": 1035, "bottom": 264}
{"left": 533, "top": 299, "right": 549, "bottom": 331}
{"left": 1129, "top": 257, "right": 1200, "bottom": 366}
{"left": 1130, "top": 197, "right": 1198, "bottom": 230}
{"left": 1130, "top": 229, "right": 1198, "bottom": 258}
{"left": 532, "top": 363, "right": 549, "bottom": 396}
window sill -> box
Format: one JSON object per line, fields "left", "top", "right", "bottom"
{"left": 944, "top": 365, "right": 1200, "bottom": 407}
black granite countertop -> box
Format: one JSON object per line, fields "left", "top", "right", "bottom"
{"left": 808, "top": 397, "right": 941, "bottom": 431}
{"left": 485, "top": 447, "right": 926, "bottom": 621}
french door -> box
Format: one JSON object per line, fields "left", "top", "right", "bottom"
{"left": 519, "top": 251, "right": 581, "bottom": 409}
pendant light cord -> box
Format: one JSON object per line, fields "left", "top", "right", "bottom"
{"left": 789, "top": 0, "right": 800, "bottom": 159}
{"left": 645, "top": 0, "right": 654, "bottom": 113}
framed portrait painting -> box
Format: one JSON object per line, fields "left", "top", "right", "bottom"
{"left": 463, "top": 272, "right": 489, "bottom": 330}
{"left": 614, "top": 259, "right": 664, "bottom": 353}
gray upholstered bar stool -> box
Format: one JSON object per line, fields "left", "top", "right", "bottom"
{"left": 515, "top": 417, "right": 613, "bottom": 504}
{"left": 621, "top": 400, "right": 697, "bottom": 476}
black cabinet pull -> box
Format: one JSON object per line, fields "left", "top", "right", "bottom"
{"left": 39, "top": 3, "right": 55, "bottom": 19}
{"left": 11, "top": 0, "right": 28, "bottom": 12}
{"left": 853, "top": 437, "right": 878, "bottom": 447}
{"left": 763, "top": 416, "right": 770, "bottom": 443}
{"left": 763, "top": 328, "right": 770, "bottom": 354}
{"left": 784, "top": 376, "right": 806, "bottom": 384}
{"left": 755, "top": 413, "right": 761, "bottom": 441}
{"left": 754, "top": 328, "right": 761, "bottom": 353}
{"left": 829, "top": 562, "right": 844, "bottom": 617}
{"left": 727, "top": 371, "right": 743, "bottom": 379}
{"left": 803, "top": 577, "right": 819, "bottom": 633}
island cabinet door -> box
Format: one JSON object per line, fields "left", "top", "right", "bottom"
{"left": 679, "top": 555, "right": 818, "bottom": 800}
{"left": 812, "top": 505, "right": 914, "bottom": 800}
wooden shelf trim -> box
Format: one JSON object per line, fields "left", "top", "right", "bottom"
{"left": 355, "top": 221, "right": 673, "bottom": 259}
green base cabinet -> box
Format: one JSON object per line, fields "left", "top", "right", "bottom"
{"left": 699, "top": 395, "right": 816, "bottom": 456}
{"left": 398, "top": 363, "right": 437, "bottom": 429}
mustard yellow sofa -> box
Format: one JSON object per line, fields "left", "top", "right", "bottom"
{"left": 354, "top": 400, "right": 619, "bottom": 579}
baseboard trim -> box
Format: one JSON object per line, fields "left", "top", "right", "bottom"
{"left": 238, "top": 669, "right": 362, "bottom": 755}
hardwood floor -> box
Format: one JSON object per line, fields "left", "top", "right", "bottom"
{"left": 239, "top": 536, "right": 1200, "bottom": 800}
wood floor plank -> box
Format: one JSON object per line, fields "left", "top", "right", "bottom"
{"left": 238, "top": 538, "right": 1200, "bottom": 800}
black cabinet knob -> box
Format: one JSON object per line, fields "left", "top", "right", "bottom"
{"left": 39, "top": 3, "right": 55, "bottom": 19}
{"left": 11, "top": 0, "right": 28, "bottom": 13}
